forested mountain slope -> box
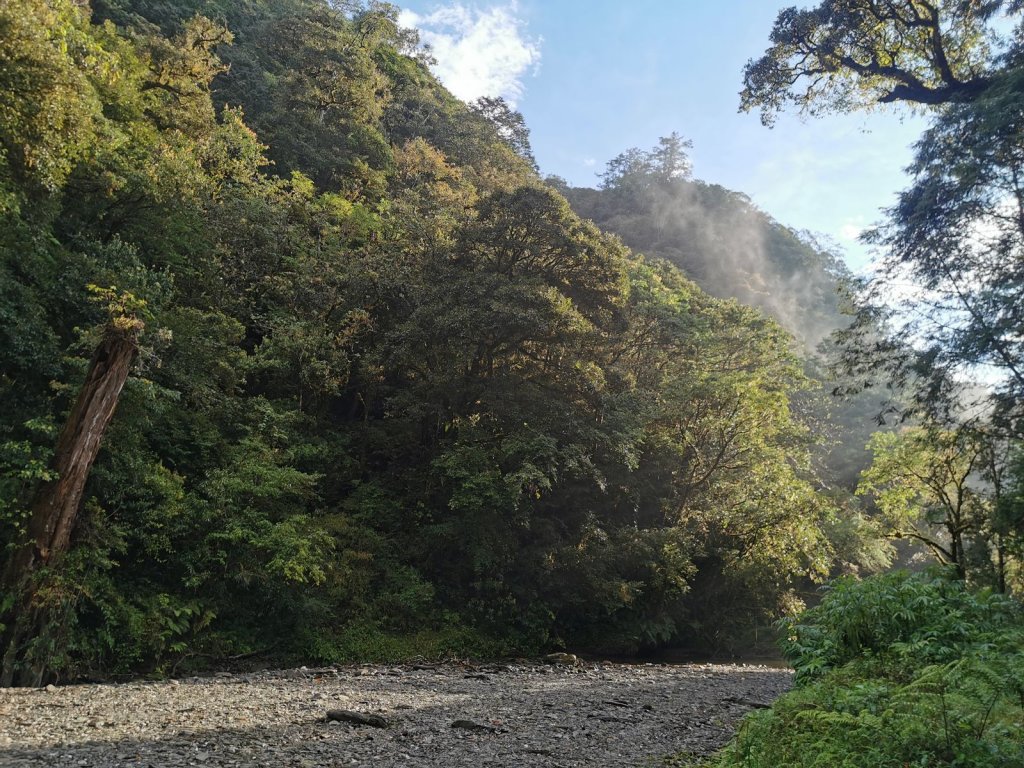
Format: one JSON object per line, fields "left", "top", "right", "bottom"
{"left": 558, "top": 138, "right": 888, "bottom": 490}
{"left": 0, "top": 0, "right": 859, "bottom": 684}
{"left": 558, "top": 137, "right": 851, "bottom": 350}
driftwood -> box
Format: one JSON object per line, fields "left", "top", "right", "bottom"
{"left": 450, "top": 719, "right": 499, "bottom": 733}
{"left": 723, "top": 695, "right": 771, "bottom": 709}
{"left": 326, "top": 710, "right": 389, "bottom": 728}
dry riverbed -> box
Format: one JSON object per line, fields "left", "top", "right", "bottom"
{"left": 0, "top": 661, "right": 791, "bottom": 767}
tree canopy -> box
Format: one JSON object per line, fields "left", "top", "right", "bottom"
{"left": 741, "top": 0, "right": 1020, "bottom": 124}
{"left": 0, "top": 0, "right": 873, "bottom": 683}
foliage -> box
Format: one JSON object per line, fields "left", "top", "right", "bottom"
{"left": 747, "top": 3, "right": 1024, "bottom": 429}
{"left": 780, "top": 569, "right": 1021, "bottom": 680}
{"left": 562, "top": 136, "right": 891, "bottom": 582}
{"left": 845, "top": 62, "right": 1024, "bottom": 430}
{"left": 0, "top": 0, "right": 850, "bottom": 681}
{"left": 741, "top": 0, "right": 1013, "bottom": 125}
{"left": 696, "top": 5, "right": 1024, "bottom": 766}
{"left": 703, "top": 570, "right": 1024, "bottom": 768}
{"left": 858, "top": 426, "right": 994, "bottom": 578}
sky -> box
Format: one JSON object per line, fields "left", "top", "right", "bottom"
{"left": 396, "top": 0, "right": 930, "bottom": 272}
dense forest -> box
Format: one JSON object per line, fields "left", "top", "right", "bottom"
{"left": 0, "top": 12, "right": 1021, "bottom": 765}
{"left": 0, "top": 0, "right": 865, "bottom": 685}
{"left": 555, "top": 138, "right": 889, "bottom": 491}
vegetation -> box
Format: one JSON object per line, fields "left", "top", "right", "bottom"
{"left": 0, "top": 5, "right": 1020, "bottom": 767}
{"left": 0, "top": 0, "right": 867, "bottom": 685}
{"left": 557, "top": 135, "right": 891, "bottom": 497}
{"left": 697, "top": 2, "right": 1024, "bottom": 765}
{"left": 704, "top": 570, "right": 1024, "bottom": 768}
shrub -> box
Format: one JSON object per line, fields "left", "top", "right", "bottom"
{"left": 702, "top": 570, "right": 1024, "bottom": 768}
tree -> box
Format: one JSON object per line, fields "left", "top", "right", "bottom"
{"left": 1, "top": 290, "right": 144, "bottom": 686}
{"left": 0, "top": 0, "right": 864, "bottom": 682}
{"left": 741, "top": 0, "right": 1016, "bottom": 125}
{"left": 858, "top": 425, "right": 994, "bottom": 578}
{"left": 470, "top": 96, "right": 537, "bottom": 168}
{"left": 0, "top": 0, "right": 128, "bottom": 201}
{"left": 651, "top": 132, "right": 693, "bottom": 181}
{"left": 860, "top": 65, "right": 1024, "bottom": 429}
{"left": 745, "top": 2, "right": 1024, "bottom": 435}
{"left": 597, "top": 134, "right": 693, "bottom": 193}
{"left": 598, "top": 147, "right": 656, "bottom": 191}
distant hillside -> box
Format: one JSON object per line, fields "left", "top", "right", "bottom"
{"left": 555, "top": 138, "right": 892, "bottom": 490}
{"left": 556, "top": 136, "right": 851, "bottom": 349}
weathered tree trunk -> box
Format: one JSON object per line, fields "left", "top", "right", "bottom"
{"left": 0, "top": 324, "right": 139, "bottom": 686}
{"left": 996, "top": 535, "right": 1006, "bottom": 594}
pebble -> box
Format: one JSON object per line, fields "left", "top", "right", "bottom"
{"left": 0, "top": 661, "right": 791, "bottom": 767}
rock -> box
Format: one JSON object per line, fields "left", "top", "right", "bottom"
{"left": 325, "top": 709, "right": 389, "bottom": 728}
{"left": 722, "top": 696, "right": 770, "bottom": 709}
{"left": 44, "top": 684, "right": 57, "bottom": 692}
{"left": 450, "top": 719, "right": 498, "bottom": 733}
{"left": 0, "top": 660, "right": 791, "bottom": 766}
{"left": 543, "top": 653, "right": 578, "bottom": 666}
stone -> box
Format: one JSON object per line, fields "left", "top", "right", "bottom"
{"left": 0, "top": 660, "right": 791, "bottom": 766}
{"left": 450, "top": 719, "right": 498, "bottom": 733}
{"left": 543, "top": 653, "right": 579, "bottom": 666}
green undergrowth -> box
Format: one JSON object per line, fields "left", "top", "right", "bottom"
{"left": 297, "top": 620, "right": 537, "bottom": 665}
{"left": 681, "top": 570, "right": 1024, "bottom": 768}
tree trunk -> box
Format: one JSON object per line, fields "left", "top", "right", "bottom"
{"left": 0, "top": 324, "right": 139, "bottom": 686}
{"left": 996, "top": 535, "right": 1006, "bottom": 594}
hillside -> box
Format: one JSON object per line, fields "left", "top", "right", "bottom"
{"left": 0, "top": 0, "right": 865, "bottom": 684}
{"left": 557, "top": 136, "right": 850, "bottom": 350}
{"left": 557, "top": 139, "right": 890, "bottom": 491}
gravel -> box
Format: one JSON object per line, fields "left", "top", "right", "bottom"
{"left": 0, "top": 660, "right": 791, "bottom": 767}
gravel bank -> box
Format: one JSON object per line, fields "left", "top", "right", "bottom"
{"left": 0, "top": 661, "right": 791, "bottom": 767}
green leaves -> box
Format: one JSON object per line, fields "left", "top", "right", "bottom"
{"left": 713, "top": 571, "right": 1024, "bottom": 768}
{"left": 741, "top": 0, "right": 1003, "bottom": 125}
{"left": 779, "top": 569, "right": 1021, "bottom": 681}
{"left": 0, "top": 0, "right": 121, "bottom": 196}
{"left": 858, "top": 426, "right": 997, "bottom": 578}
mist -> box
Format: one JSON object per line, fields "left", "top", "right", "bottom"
{"left": 563, "top": 170, "right": 852, "bottom": 351}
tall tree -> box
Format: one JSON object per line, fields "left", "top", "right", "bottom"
{"left": 741, "top": 0, "right": 1015, "bottom": 124}
{"left": 746, "top": 2, "right": 1024, "bottom": 424}
{"left": 857, "top": 64, "right": 1024, "bottom": 429}
{"left": 1, "top": 293, "right": 143, "bottom": 686}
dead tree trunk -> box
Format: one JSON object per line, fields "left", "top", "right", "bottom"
{"left": 1, "top": 323, "right": 140, "bottom": 686}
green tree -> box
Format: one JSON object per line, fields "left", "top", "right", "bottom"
{"left": 746, "top": 2, "right": 1024, "bottom": 423}
{"left": 470, "top": 96, "right": 537, "bottom": 168}
{"left": 858, "top": 426, "right": 994, "bottom": 579}
{"left": 741, "top": 0, "right": 1013, "bottom": 125}
{"left": 860, "top": 65, "right": 1024, "bottom": 427}
{"left": 0, "top": 0, "right": 857, "bottom": 682}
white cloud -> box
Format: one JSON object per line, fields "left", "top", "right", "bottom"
{"left": 399, "top": 3, "right": 541, "bottom": 107}
{"left": 582, "top": 157, "right": 597, "bottom": 168}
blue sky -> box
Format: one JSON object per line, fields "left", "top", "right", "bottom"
{"left": 397, "top": 1, "right": 929, "bottom": 271}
